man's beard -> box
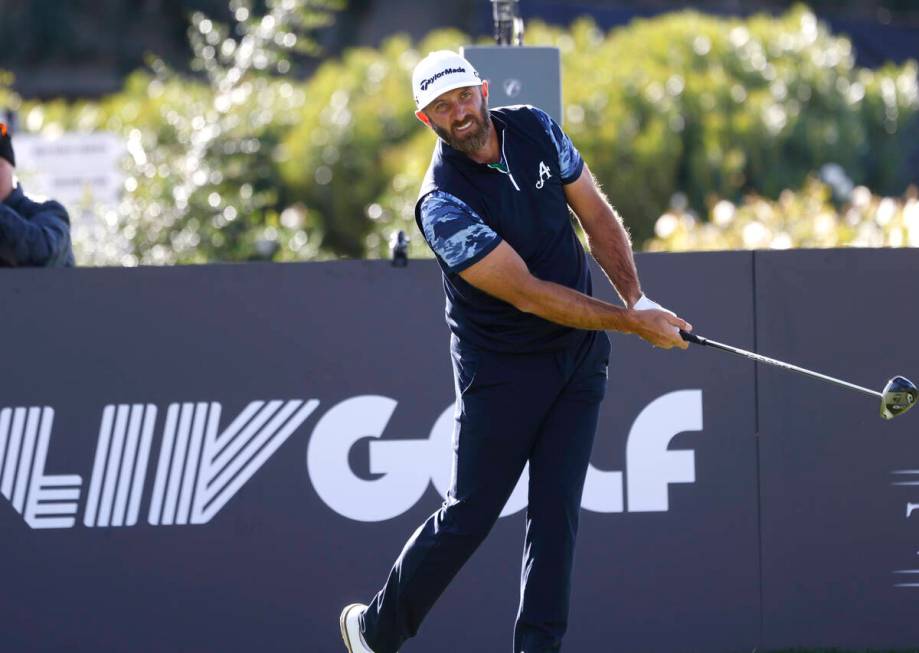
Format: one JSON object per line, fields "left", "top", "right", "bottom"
{"left": 432, "top": 100, "right": 491, "bottom": 154}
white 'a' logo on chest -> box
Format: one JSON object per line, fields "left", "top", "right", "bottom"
{"left": 536, "top": 161, "right": 552, "bottom": 189}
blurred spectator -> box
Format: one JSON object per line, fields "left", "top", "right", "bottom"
{"left": 0, "top": 122, "right": 75, "bottom": 267}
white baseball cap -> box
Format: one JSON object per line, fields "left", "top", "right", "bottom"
{"left": 412, "top": 50, "right": 483, "bottom": 112}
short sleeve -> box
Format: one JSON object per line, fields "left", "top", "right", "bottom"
{"left": 419, "top": 191, "right": 502, "bottom": 274}
{"left": 529, "top": 106, "right": 584, "bottom": 184}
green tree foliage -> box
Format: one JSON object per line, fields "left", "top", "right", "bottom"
{"left": 1, "top": 5, "right": 916, "bottom": 264}
{"left": 525, "top": 7, "right": 918, "bottom": 242}
{"left": 4, "top": 0, "right": 340, "bottom": 265}
{"left": 110, "top": 0, "right": 343, "bottom": 265}
{"left": 277, "top": 28, "right": 468, "bottom": 259}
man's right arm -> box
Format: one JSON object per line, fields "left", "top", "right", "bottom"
{"left": 459, "top": 240, "right": 691, "bottom": 349}
{"left": 419, "top": 190, "right": 690, "bottom": 349}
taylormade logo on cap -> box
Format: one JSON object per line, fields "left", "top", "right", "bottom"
{"left": 420, "top": 67, "right": 467, "bottom": 92}
{"left": 412, "top": 50, "right": 482, "bottom": 111}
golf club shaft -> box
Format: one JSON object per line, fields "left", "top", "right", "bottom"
{"left": 679, "top": 330, "right": 883, "bottom": 399}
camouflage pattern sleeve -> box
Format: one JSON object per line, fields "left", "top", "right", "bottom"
{"left": 419, "top": 191, "right": 502, "bottom": 274}
{"left": 529, "top": 106, "right": 585, "bottom": 184}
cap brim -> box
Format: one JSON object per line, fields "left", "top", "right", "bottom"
{"left": 416, "top": 79, "right": 483, "bottom": 111}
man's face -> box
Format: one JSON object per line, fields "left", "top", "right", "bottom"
{"left": 0, "top": 159, "right": 13, "bottom": 202}
{"left": 423, "top": 85, "right": 491, "bottom": 154}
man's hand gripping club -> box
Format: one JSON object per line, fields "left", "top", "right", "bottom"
{"left": 629, "top": 294, "right": 689, "bottom": 350}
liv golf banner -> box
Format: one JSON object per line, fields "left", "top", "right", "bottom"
{"left": 0, "top": 250, "right": 916, "bottom": 652}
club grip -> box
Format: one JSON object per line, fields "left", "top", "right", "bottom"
{"left": 679, "top": 329, "right": 706, "bottom": 346}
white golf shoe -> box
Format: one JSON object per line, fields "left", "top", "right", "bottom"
{"left": 339, "top": 603, "right": 374, "bottom": 653}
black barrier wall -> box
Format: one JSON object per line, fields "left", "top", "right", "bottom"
{"left": 0, "top": 249, "right": 916, "bottom": 653}
{"left": 755, "top": 250, "right": 919, "bottom": 650}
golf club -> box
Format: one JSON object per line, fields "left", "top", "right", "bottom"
{"left": 679, "top": 330, "right": 917, "bottom": 420}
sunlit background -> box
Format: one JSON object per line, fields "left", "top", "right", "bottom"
{"left": 1, "top": 0, "right": 917, "bottom": 266}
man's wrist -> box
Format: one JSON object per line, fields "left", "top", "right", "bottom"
{"left": 633, "top": 293, "right": 657, "bottom": 311}
{"left": 620, "top": 304, "right": 643, "bottom": 334}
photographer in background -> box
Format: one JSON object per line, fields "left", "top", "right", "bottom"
{"left": 0, "top": 121, "right": 75, "bottom": 267}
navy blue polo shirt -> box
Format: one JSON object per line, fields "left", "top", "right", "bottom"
{"left": 415, "top": 105, "right": 592, "bottom": 353}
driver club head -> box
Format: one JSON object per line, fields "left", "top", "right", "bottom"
{"left": 881, "top": 376, "right": 918, "bottom": 420}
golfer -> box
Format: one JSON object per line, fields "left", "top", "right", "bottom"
{"left": 341, "top": 50, "right": 691, "bottom": 653}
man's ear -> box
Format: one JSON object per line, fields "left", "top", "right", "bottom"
{"left": 481, "top": 80, "right": 489, "bottom": 100}
{"left": 415, "top": 110, "right": 431, "bottom": 126}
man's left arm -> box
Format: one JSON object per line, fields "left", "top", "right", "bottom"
{"left": 564, "top": 163, "right": 642, "bottom": 308}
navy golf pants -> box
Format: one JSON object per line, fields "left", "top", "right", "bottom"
{"left": 361, "top": 330, "right": 610, "bottom": 653}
